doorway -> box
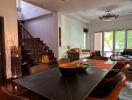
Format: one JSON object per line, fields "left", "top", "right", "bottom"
{"left": 0, "top": 17, "right": 6, "bottom": 82}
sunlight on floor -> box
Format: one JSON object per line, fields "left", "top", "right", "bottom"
{"left": 119, "top": 73, "right": 132, "bottom": 100}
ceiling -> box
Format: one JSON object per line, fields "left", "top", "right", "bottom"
{"left": 23, "top": 0, "right": 132, "bottom": 23}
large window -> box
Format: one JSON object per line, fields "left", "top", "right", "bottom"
{"left": 115, "top": 31, "right": 125, "bottom": 52}
{"left": 94, "top": 32, "right": 102, "bottom": 53}
{"left": 127, "top": 30, "right": 132, "bottom": 49}
{"left": 83, "top": 33, "right": 87, "bottom": 49}
{"left": 104, "top": 31, "right": 113, "bottom": 57}
{"left": 94, "top": 30, "right": 130, "bottom": 57}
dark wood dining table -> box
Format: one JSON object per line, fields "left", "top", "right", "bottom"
{"left": 13, "top": 65, "right": 112, "bottom": 100}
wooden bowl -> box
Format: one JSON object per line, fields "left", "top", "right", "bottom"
{"left": 59, "top": 63, "right": 77, "bottom": 76}
{"left": 59, "top": 63, "right": 88, "bottom": 76}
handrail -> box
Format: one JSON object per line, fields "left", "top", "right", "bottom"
{"left": 18, "top": 21, "right": 56, "bottom": 65}
{"left": 18, "top": 21, "right": 34, "bottom": 38}
{"left": 18, "top": 21, "right": 44, "bottom": 49}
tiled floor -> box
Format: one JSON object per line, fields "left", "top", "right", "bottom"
{"left": 119, "top": 72, "right": 132, "bottom": 100}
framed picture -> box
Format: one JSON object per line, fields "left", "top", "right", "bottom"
{"left": 59, "top": 27, "right": 61, "bottom": 47}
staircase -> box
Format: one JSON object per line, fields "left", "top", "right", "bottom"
{"left": 18, "top": 21, "right": 57, "bottom": 67}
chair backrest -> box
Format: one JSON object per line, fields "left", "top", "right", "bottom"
{"left": 120, "top": 64, "right": 130, "bottom": 79}
{"left": 92, "top": 56, "right": 108, "bottom": 60}
{"left": 122, "top": 49, "right": 132, "bottom": 56}
{"left": 86, "top": 72, "right": 126, "bottom": 100}
{"left": 114, "top": 63, "right": 130, "bottom": 78}
{"left": 95, "top": 51, "right": 101, "bottom": 56}
{"left": 105, "top": 72, "right": 126, "bottom": 100}
{"left": 0, "top": 86, "right": 29, "bottom": 100}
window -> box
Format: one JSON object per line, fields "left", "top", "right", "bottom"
{"left": 104, "top": 31, "right": 113, "bottom": 57}
{"left": 83, "top": 33, "right": 86, "bottom": 49}
{"left": 127, "top": 30, "right": 132, "bottom": 49}
{"left": 94, "top": 30, "right": 129, "bottom": 57}
{"left": 115, "top": 31, "right": 125, "bottom": 52}
{"left": 94, "top": 32, "right": 102, "bottom": 55}
{"left": 83, "top": 28, "right": 88, "bottom": 49}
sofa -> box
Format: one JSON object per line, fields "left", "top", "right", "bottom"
{"left": 67, "top": 48, "right": 90, "bottom": 61}
{"left": 121, "top": 49, "right": 132, "bottom": 56}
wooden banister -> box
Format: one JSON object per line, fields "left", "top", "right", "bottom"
{"left": 18, "top": 21, "right": 44, "bottom": 63}
{"left": 18, "top": 21, "right": 57, "bottom": 66}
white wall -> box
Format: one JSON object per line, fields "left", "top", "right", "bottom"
{"left": 24, "top": 13, "right": 59, "bottom": 58}
{"left": 0, "top": 0, "right": 18, "bottom": 78}
{"left": 58, "top": 14, "right": 88, "bottom": 59}
{"left": 88, "top": 15, "right": 132, "bottom": 51}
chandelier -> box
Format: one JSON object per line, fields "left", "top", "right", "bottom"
{"left": 99, "top": 10, "right": 119, "bottom": 21}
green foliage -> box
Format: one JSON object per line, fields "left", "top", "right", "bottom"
{"left": 104, "top": 32, "right": 113, "bottom": 50}
{"left": 115, "top": 31, "right": 125, "bottom": 52}
{"left": 95, "top": 30, "right": 132, "bottom": 56}
{"left": 127, "top": 30, "right": 132, "bottom": 48}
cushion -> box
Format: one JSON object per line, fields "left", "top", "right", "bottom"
{"left": 122, "top": 49, "right": 132, "bottom": 56}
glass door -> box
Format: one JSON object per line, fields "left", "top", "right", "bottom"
{"left": 115, "top": 31, "right": 125, "bottom": 53}
{"left": 127, "top": 30, "right": 132, "bottom": 49}
{"left": 104, "top": 31, "right": 113, "bottom": 57}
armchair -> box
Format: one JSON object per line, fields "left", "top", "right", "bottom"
{"left": 67, "top": 49, "right": 79, "bottom": 61}
{"left": 67, "top": 48, "right": 90, "bottom": 61}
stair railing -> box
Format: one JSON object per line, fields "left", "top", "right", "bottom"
{"left": 18, "top": 21, "right": 44, "bottom": 63}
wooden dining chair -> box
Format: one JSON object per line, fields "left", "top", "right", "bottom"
{"left": 95, "top": 51, "right": 101, "bottom": 56}
{"left": 86, "top": 72, "right": 126, "bottom": 100}
{"left": 0, "top": 86, "right": 29, "bottom": 100}
{"left": 113, "top": 64, "right": 130, "bottom": 79}
{"left": 120, "top": 64, "right": 130, "bottom": 79}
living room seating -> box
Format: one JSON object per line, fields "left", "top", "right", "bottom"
{"left": 67, "top": 49, "right": 79, "bottom": 61}
{"left": 58, "top": 58, "right": 70, "bottom": 64}
{"left": 67, "top": 48, "right": 90, "bottom": 61}
{"left": 89, "top": 51, "right": 108, "bottom": 60}
{"left": 121, "top": 49, "right": 132, "bottom": 56}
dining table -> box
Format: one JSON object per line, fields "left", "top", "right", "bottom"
{"left": 13, "top": 59, "right": 116, "bottom": 100}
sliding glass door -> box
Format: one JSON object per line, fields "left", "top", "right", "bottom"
{"left": 127, "top": 30, "right": 132, "bottom": 49}
{"left": 115, "top": 31, "right": 125, "bottom": 52}
{"left": 104, "top": 31, "right": 113, "bottom": 57}
{"left": 94, "top": 30, "right": 126, "bottom": 57}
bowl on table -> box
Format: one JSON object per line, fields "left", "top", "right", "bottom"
{"left": 59, "top": 63, "right": 88, "bottom": 76}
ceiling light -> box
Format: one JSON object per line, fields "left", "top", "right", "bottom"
{"left": 99, "top": 10, "right": 119, "bottom": 21}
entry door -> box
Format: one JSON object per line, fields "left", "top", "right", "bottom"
{"left": 0, "top": 17, "right": 6, "bottom": 82}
